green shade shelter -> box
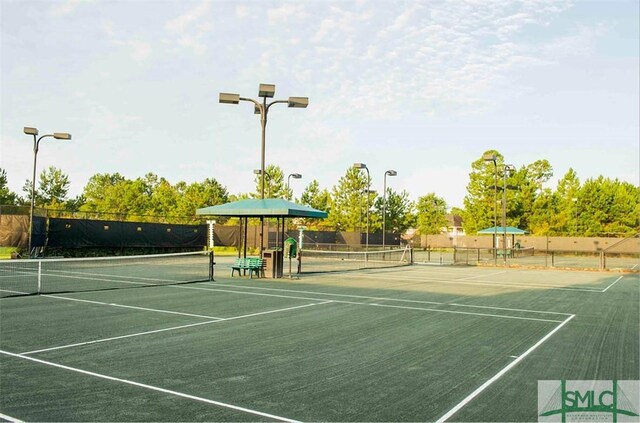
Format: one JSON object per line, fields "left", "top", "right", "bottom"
{"left": 478, "top": 226, "right": 527, "bottom": 235}
{"left": 197, "top": 198, "right": 327, "bottom": 277}
{"left": 478, "top": 226, "right": 527, "bottom": 253}
{"left": 196, "top": 198, "right": 327, "bottom": 219}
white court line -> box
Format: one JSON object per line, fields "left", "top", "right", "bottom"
{"left": 204, "top": 282, "right": 572, "bottom": 316}
{"left": 21, "top": 302, "right": 332, "bottom": 355}
{"left": 46, "top": 269, "right": 187, "bottom": 283}
{"left": 456, "top": 270, "right": 510, "bottom": 281}
{"left": 184, "top": 285, "right": 564, "bottom": 322}
{"left": 0, "top": 350, "right": 299, "bottom": 423}
{"left": 334, "top": 271, "right": 604, "bottom": 292}
{"left": 601, "top": 276, "right": 624, "bottom": 292}
{"left": 207, "top": 282, "right": 443, "bottom": 306}
{"left": 363, "top": 303, "right": 563, "bottom": 323}
{"left": 44, "top": 294, "right": 225, "bottom": 320}
{"left": 0, "top": 412, "right": 23, "bottom": 422}
{"left": 0, "top": 289, "right": 30, "bottom": 296}
{"left": 435, "top": 314, "right": 575, "bottom": 422}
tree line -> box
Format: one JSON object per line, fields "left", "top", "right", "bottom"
{"left": 1, "top": 150, "right": 638, "bottom": 237}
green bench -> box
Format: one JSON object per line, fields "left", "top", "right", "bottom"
{"left": 231, "top": 258, "right": 264, "bottom": 278}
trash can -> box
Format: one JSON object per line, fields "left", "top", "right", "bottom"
{"left": 262, "top": 249, "right": 283, "bottom": 278}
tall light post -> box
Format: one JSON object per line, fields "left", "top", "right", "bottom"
{"left": 23, "top": 127, "right": 72, "bottom": 258}
{"left": 353, "top": 163, "right": 371, "bottom": 253}
{"left": 287, "top": 173, "right": 302, "bottom": 192}
{"left": 483, "top": 153, "right": 498, "bottom": 265}
{"left": 502, "top": 164, "right": 516, "bottom": 265}
{"left": 382, "top": 169, "right": 397, "bottom": 250}
{"left": 572, "top": 197, "right": 578, "bottom": 235}
{"left": 220, "top": 84, "right": 307, "bottom": 254}
{"left": 219, "top": 84, "right": 308, "bottom": 200}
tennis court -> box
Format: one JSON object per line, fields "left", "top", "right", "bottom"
{"left": 1, "top": 253, "right": 638, "bottom": 421}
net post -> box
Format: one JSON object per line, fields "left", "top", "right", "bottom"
{"left": 209, "top": 250, "right": 215, "bottom": 281}
{"left": 37, "top": 260, "right": 42, "bottom": 294}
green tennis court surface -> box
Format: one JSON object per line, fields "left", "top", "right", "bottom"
{"left": 1, "top": 257, "right": 638, "bottom": 421}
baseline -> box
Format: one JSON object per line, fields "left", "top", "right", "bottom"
{"left": 435, "top": 314, "right": 575, "bottom": 422}
{"left": 602, "top": 276, "right": 624, "bottom": 292}
{"left": 0, "top": 350, "right": 299, "bottom": 423}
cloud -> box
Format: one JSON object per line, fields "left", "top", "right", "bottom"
{"left": 267, "top": 4, "right": 308, "bottom": 25}
{"left": 164, "top": 0, "right": 213, "bottom": 55}
{"left": 276, "top": 0, "right": 581, "bottom": 119}
{"left": 100, "top": 20, "right": 152, "bottom": 63}
{"left": 165, "top": 1, "right": 211, "bottom": 33}
{"left": 49, "top": 0, "right": 83, "bottom": 17}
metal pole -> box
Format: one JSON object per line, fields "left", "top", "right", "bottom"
{"left": 365, "top": 167, "right": 370, "bottom": 255}
{"left": 29, "top": 135, "right": 39, "bottom": 259}
{"left": 383, "top": 173, "right": 387, "bottom": 250}
{"left": 502, "top": 167, "right": 507, "bottom": 266}
{"left": 259, "top": 99, "right": 267, "bottom": 255}
{"left": 260, "top": 99, "right": 267, "bottom": 200}
{"left": 493, "top": 162, "right": 498, "bottom": 265}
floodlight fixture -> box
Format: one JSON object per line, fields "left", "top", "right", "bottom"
{"left": 53, "top": 133, "right": 72, "bottom": 140}
{"left": 483, "top": 153, "right": 497, "bottom": 163}
{"left": 287, "top": 173, "right": 302, "bottom": 191}
{"left": 287, "top": 97, "right": 309, "bottom": 108}
{"left": 219, "top": 92, "right": 240, "bottom": 104}
{"left": 259, "top": 83, "right": 275, "bottom": 98}
{"left": 23, "top": 127, "right": 39, "bottom": 136}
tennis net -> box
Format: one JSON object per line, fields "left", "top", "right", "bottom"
{"left": 300, "top": 247, "right": 412, "bottom": 273}
{"left": 0, "top": 251, "right": 213, "bottom": 297}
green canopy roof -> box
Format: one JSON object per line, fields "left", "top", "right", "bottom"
{"left": 196, "top": 198, "right": 328, "bottom": 219}
{"left": 478, "top": 226, "right": 527, "bottom": 235}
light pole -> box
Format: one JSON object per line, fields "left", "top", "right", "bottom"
{"left": 502, "top": 164, "right": 516, "bottom": 265}
{"left": 220, "top": 84, "right": 307, "bottom": 254}
{"left": 572, "top": 197, "right": 578, "bottom": 235}
{"left": 287, "top": 173, "right": 302, "bottom": 194}
{"left": 219, "top": 84, "right": 308, "bottom": 200}
{"left": 353, "top": 163, "right": 371, "bottom": 253}
{"left": 23, "top": 127, "right": 72, "bottom": 258}
{"left": 382, "top": 169, "right": 397, "bottom": 250}
{"left": 483, "top": 153, "right": 498, "bottom": 265}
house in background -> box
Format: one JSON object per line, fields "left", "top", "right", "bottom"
{"left": 443, "top": 214, "right": 464, "bottom": 237}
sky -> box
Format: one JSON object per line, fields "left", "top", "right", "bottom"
{"left": 1, "top": 0, "right": 638, "bottom": 210}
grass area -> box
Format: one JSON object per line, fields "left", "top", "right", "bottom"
{"left": 1, "top": 262, "right": 638, "bottom": 421}
{"left": 212, "top": 246, "right": 260, "bottom": 256}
